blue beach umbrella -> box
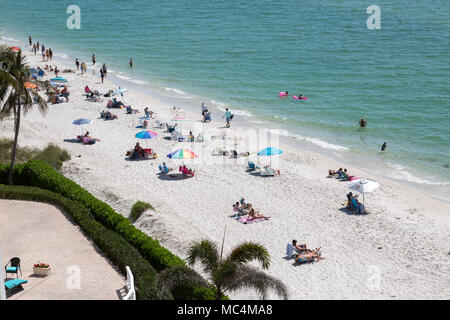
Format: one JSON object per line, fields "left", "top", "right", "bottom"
{"left": 135, "top": 130, "right": 158, "bottom": 139}
{"left": 257, "top": 147, "right": 284, "bottom": 165}
{"left": 50, "top": 77, "right": 68, "bottom": 83}
{"left": 72, "top": 118, "right": 92, "bottom": 135}
{"left": 257, "top": 147, "right": 284, "bottom": 156}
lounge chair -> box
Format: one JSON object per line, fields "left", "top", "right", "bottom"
{"left": 351, "top": 198, "right": 365, "bottom": 214}
{"left": 154, "top": 120, "right": 165, "bottom": 129}
{"left": 260, "top": 166, "right": 275, "bottom": 176}
{"left": 247, "top": 161, "right": 259, "bottom": 171}
{"left": 180, "top": 166, "right": 194, "bottom": 177}
{"left": 5, "top": 257, "right": 21, "bottom": 278}
{"left": 4, "top": 279, "right": 28, "bottom": 292}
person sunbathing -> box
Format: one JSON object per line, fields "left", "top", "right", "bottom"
{"left": 340, "top": 169, "right": 355, "bottom": 181}
{"left": 292, "top": 240, "right": 308, "bottom": 253}
{"left": 346, "top": 192, "right": 354, "bottom": 209}
{"left": 61, "top": 85, "right": 70, "bottom": 102}
{"left": 247, "top": 208, "right": 270, "bottom": 221}
{"left": 105, "top": 111, "right": 118, "bottom": 120}
{"left": 294, "top": 248, "right": 325, "bottom": 263}
{"left": 233, "top": 201, "right": 243, "bottom": 213}
{"left": 239, "top": 198, "right": 249, "bottom": 209}
{"left": 83, "top": 131, "right": 100, "bottom": 143}
{"left": 329, "top": 168, "right": 343, "bottom": 176}
{"left": 126, "top": 105, "right": 140, "bottom": 114}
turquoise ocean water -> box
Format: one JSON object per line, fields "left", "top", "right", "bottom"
{"left": 1, "top": 0, "right": 449, "bottom": 199}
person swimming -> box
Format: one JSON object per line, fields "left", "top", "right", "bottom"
{"left": 360, "top": 117, "right": 367, "bottom": 127}
{"left": 381, "top": 142, "right": 387, "bottom": 152}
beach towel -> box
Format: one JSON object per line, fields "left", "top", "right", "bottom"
{"left": 230, "top": 215, "right": 267, "bottom": 224}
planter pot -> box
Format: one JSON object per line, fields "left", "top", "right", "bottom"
{"left": 33, "top": 267, "right": 51, "bottom": 276}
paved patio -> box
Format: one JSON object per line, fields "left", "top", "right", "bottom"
{"left": 1, "top": 200, "right": 126, "bottom": 300}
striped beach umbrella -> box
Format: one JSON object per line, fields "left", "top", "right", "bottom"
{"left": 50, "top": 77, "right": 68, "bottom": 83}
{"left": 135, "top": 130, "right": 158, "bottom": 139}
{"left": 167, "top": 148, "right": 197, "bottom": 159}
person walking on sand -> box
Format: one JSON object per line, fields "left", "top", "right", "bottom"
{"left": 223, "top": 108, "right": 233, "bottom": 128}
{"left": 100, "top": 68, "right": 104, "bottom": 83}
{"left": 36, "top": 41, "right": 40, "bottom": 51}
{"left": 129, "top": 58, "right": 133, "bottom": 68}
{"left": 92, "top": 54, "right": 96, "bottom": 65}
{"left": 29, "top": 36, "right": 32, "bottom": 46}
{"left": 49, "top": 48, "right": 53, "bottom": 61}
{"left": 33, "top": 44, "right": 36, "bottom": 55}
{"left": 381, "top": 142, "right": 387, "bottom": 152}
{"left": 75, "top": 58, "right": 80, "bottom": 71}
{"left": 102, "top": 64, "right": 107, "bottom": 79}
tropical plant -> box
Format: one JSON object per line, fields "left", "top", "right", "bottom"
{"left": 160, "top": 238, "right": 289, "bottom": 300}
{"left": 0, "top": 45, "right": 49, "bottom": 184}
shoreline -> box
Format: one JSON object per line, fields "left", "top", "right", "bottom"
{"left": 1, "top": 32, "right": 449, "bottom": 203}
{"left": 1, "top": 38, "right": 449, "bottom": 299}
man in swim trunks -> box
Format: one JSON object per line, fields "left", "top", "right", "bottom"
{"left": 92, "top": 54, "right": 96, "bottom": 65}
{"left": 381, "top": 142, "right": 387, "bottom": 151}
{"left": 130, "top": 58, "right": 133, "bottom": 68}
{"left": 223, "top": 108, "right": 232, "bottom": 127}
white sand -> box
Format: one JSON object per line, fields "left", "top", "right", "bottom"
{"left": 1, "top": 42, "right": 449, "bottom": 300}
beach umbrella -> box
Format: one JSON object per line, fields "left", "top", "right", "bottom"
{"left": 348, "top": 178, "right": 380, "bottom": 204}
{"left": 172, "top": 116, "right": 189, "bottom": 132}
{"left": 9, "top": 46, "right": 20, "bottom": 52}
{"left": 135, "top": 130, "right": 158, "bottom": 148}
{"left": 257, "top": 147, "right": 283, "bottom": 165}
{"left": 50, "top": 77, "right": 68, "bottom": 83}
{"left": 167, "top": 148, "right": 197, "bottom": 159}
{"left": 24, "top": 82, "right": 38, "bottom": 91}
{"left": 257, "top": 147, "right": 284, "bottom": 156}
{"left": 72, "top": 118, "right": 92, "bottom": 135}
{"left": 113, "top": 87, "right": 128, "bottom": 96}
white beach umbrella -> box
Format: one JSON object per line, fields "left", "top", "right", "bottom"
{"left": 348, "top": 178, "right": 380, "bottom": 204}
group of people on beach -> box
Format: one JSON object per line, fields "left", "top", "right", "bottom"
{"left": 232, "top": 198, "right": 271, "bottom": 221}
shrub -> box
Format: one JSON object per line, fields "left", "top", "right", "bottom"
{"left": 32, "top": 144, "right": 71, "bottom": 170}
{"left": 0, "top": 184, "right": 157, "bottom": 300}
{"left": 1, "top": 159, "right": 224, "bottom": 299}
{"left": 130, "top": 201, "right": 154, "bottom": 221}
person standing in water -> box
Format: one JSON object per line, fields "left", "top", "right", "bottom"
{"left": 92, "top": 54, "right": 96, "bottom": 65}
{"left": 129, "top": 58, "right": 133, "bottom": 68}
{"left": 100, "top": 68, "right": 104, "bottom": 83}
{"left": 75, "top": 58, "right": 80, "bottom": 71}
{"left": 29, "top": 36, "right": 32, "bottom": 46}
{"left": 102, "top": 64, "right": 107, "bottom": 79}
{"left": 381, "top": 142, "right": 387, "bottom": 152}
{"left": 359, "top": 117, "right": 367, "bottom": 127}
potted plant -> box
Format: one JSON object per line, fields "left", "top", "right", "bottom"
{"left": 33, "top": 262, "right": 52, "bottom": 276}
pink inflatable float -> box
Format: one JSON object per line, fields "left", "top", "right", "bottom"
{"left": 279, "top": 91, "right": 289, "bottom": 97}
{"left": 292, "top": 95, "right": 308, "bottom": 100}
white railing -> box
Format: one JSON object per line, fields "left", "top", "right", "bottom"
{"left": 123, "top": 266, "right": 136, "bottom": 300}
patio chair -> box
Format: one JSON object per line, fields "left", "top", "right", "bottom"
{"left": 5, "top": 257, "right": 22, "bottom": 278}
{"left": 4, "top": 279, "right": 28, "bottom": 292}
{"left": 260, "top": 166, "right": 275, "bottom": 176}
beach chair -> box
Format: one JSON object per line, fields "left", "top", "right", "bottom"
{"left": 144, "top": 148, "right": 152, "bottom": 157}
{"left": 351, "top": 198, "right": 365, "bottom": 214}
{"left": 286, "top": 244, "right": 297, "bottom": 259}
{"left": 247, "top": 161, "right": 259, "bottom": 171}
{"left": 260, "top": 167, "right": 275, "bottom": 176}
{"left": 4, "top": 279, "right": 28, "bottom": 292}
{"left": 5, "top": 257, "right": 22, "bottom": 278}
{"left": 154, "top": 120, "right": 165, "bottom": 129}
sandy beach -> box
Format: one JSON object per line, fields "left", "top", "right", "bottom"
{"left": 1, "top": 41, "right": 449, "bottom": 300}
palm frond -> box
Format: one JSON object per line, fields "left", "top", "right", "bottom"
{"left": 227, "top": 241, "right": 271, "bottom": 269}
{"left": 156, "top": 265, "right": 209, "bottom": 300}
{"left": 187, "top": 239, "right": 220, "bottom": 274}
{"left": 223, "top": 265, "right": 289, "bottom": 300}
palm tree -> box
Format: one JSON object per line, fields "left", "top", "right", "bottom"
{"left": 158, "top": 238, "right": 289, "bottom": 300}
{"left": 0, "top": 45, "right": 49, "bottom": 184}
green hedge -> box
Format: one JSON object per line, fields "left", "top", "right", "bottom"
{"left": 0, "top": 184, "right": 157, "bottom": 300}
{"left": 130, "top": 201, "right": 154, "bottom": 221}
{"left": 1, "top": 160, "right": 185, "bottom": 271}
{"left": 0, "top": 161, "right": 222, "bottom": 300}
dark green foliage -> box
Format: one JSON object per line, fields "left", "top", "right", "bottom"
{"left": 0, "top": 184, "right": 157, "bottom": 300}
{"left": 130, "top": 201, "right": 154, "bottom": 221}
{"left": 0, "top": 160, "right": 222, "bottom": 299}
{"left": 32, "top": 143, "right": 71, "bottom": 170}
